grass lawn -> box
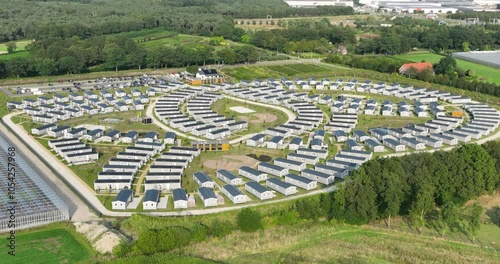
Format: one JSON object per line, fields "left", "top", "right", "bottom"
{"left": 178, "top": 222, "right": 500, "bottom": 264}
{"left": 211, "top": 97, "right": 288, "bottom": 136}
{"left": 392, "top": 52, "right": 500, "bottom": 85}
{"left": 11, "top": 222, "right": 95, "bottom": 264}
{"left": 357, "top": 115, "right": 432, "bottom": 131}
{"left": 0, "top": 50, "right": 29, "bottom": 61}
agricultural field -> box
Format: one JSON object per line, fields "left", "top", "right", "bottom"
{"left": 11, "top": 223, "right": 95, "bottom": 264}
{"left": 392, "top": 52, "right": 500, "bottom": 85}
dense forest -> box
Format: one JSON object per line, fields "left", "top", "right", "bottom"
{"left": 0, "top": 0, "right": 353, "bottom": 42}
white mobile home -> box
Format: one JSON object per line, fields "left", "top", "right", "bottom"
{"left": 245, "top": 181, "right": 275, "bottom": 200}
{"left": 239, "top": 166, "right": 268, "bottom": 182}
{"left": 266, "top": 178, "right": 297, "bottom": 196}
{"left": 198, "top": 187, "right": 218, "bottom": 207}
{"left": 221, "top": 184, "right": 248, "bottom": 204}
{"left": 216, "top": 169, "right": 243, "bottom": 185}
{"left": 284, "top": 174, "right": 317, "bottom": 190}
{"left": 258, "top": 162, "right": 289, "bottom": 177}
{"left": 112, "top": 189, "right": 133, "bottom": 210}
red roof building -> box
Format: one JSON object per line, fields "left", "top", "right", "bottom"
{"left": 399, "top": 62, "right": 434, "bottom": 74}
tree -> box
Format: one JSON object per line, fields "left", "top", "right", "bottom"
{"left": 461, "top": 41, "right": 470, "bottom": 52}
{"left": 409, "top": 181, "right": 435, "bottom": 232}
{"left": 216, "top": 48, "right": 236, "bottom": 65}
{"left": 35, "top": 59, "right": 57, "bottom": 76}
{"left": 237, "top": 208, "right": 263, "bottom": 232}
{"left": 186, "top": 65, "right": 199, "bottom": 74}
{"left": 58, "top": 56, "right": 84, "bottom": 74}
{"left": 434, "top": 56, "right": 457, "bottom": 75}
{"left": 6, "top": 41, "right": 17, "bottom": 54}
{"left": 438, "top": 201, "right": 458, "bottom": 236}
{"left": 466, "top": 203, "right": 483, "bottom": 243}
{"left": 5, "top": 57, "right": 29, "bottom": 78}
{"left": 330, "top": 184, "right": 346, "bottom": 220}
{"left": 344, "top": 169, "right": 378, "bottom": 224}
{"left": 104, "top": 45, "right": 126, "bottom": 71}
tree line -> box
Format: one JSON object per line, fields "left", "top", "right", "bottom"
{"left": 355, "top": 18, "right": 500, "bottom": 55}
{"left": 325, "top": 54, "right": 500, "bottom": 97}
{"left": 0, "top": 36, "right": 262, "bottom": 78}
{"left": 0, "top": 0, "right": 352, "bottom": 42}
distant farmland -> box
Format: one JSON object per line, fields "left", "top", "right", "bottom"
{"left": 393, "top": 52, "right": 500, "bottom": 85}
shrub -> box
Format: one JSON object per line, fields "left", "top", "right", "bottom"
{"left": 209, "top": 220, "right": 233, "bottom": 237}
{"left": 190, "top": 223, "right": 209, "bottom": 242}
{"left": 237, "top": 208, "right": 263, "bottom": 232}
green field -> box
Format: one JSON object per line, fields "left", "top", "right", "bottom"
{"left": 392, "top": 52, "right": 500, "bottom": 85}
{"left": 0, "top": 40, "right": 32, "bottom": 53}
{"left": 0, "top": 50, "right": 29, "bottom": 61}
{"left": 10, "top": 223, "right": 95, "bottom": 264}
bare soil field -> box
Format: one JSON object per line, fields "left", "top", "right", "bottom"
{"left": 239, "top": 113, "right": 277, "bottom": 124}
{"left": 203, "top": 155, "right": 258, "bottom": 171}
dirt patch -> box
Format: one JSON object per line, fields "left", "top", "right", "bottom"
{"left": 74, "top": 222, "right": 124, "bottom": 254}
{"left": 203, "top": 155, "right": 259, "bottom": 171}
{"left": 467, "top": 193, "right": 500, "bottom": 210}
{"left": 239, "top": 113, "right": 277, "bottom": 124}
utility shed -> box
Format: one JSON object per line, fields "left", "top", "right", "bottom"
{"left": 112, "top": 189, "right": 133, "bottom": 210}
{"left": 143, "top": 189, "right": 160, "bottom": 210}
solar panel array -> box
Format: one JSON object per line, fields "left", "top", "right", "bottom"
{"left": 0, "top": 134, "right": 69, "bottom": 232}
